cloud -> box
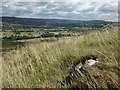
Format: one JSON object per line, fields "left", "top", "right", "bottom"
{"left": 1, "top": 0, "right": 118, "bottom": 21}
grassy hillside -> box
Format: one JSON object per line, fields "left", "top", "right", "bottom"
{"left": 2, "top": 25, "right": 119, "bottom": 88}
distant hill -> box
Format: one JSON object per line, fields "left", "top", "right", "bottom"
{"left": 1, "top": 16, "right": 112, "bottom": 28}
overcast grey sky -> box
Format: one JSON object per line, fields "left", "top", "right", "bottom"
{"left": 1, "top": 0, "right": 119, "bottom": 21}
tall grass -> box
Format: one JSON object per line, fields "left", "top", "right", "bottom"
{"left": 2, "top": 25, "right": 119, "bottom": 88}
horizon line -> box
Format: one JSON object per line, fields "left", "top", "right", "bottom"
{"left": 1, "top": 16, "right": 117, "bottom": 22}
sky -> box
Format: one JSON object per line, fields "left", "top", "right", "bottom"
{"left": 1, "top": 0, "right": 119, "bottom": 21}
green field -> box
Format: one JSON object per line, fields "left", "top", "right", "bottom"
{"left": 2, "top": 24, "right": 119, "bottom": 88}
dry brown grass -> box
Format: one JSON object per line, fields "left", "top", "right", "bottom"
{"left": 2, "top": 25, "right": 119, "bottom": 88}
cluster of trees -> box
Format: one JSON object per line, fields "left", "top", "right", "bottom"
{"left": 2, "top": 35, "right": 37, "bottom": 40}
{"left": 2, "top": 32, "right": 72, "bottom": 40}
{"left": 41, "top": 32, "right": 72, "bottom": 38}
